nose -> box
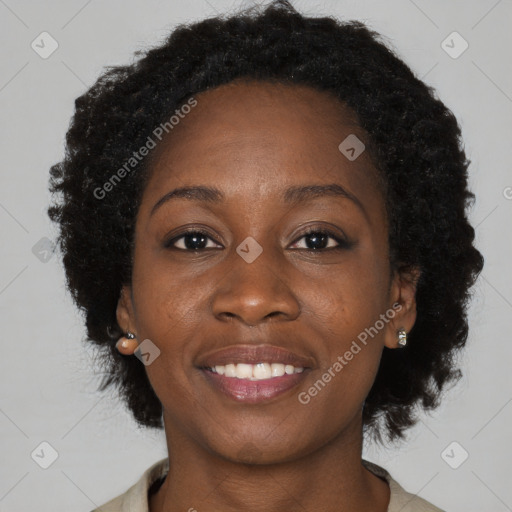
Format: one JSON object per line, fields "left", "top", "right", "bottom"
{"left": 211, "top": 247, "right": 301, "bottom": 326}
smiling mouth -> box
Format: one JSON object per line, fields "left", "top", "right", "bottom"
{"left": 205, "top": 362, "right": 305, "bottom": 380}
{"left": 200, "top": 364, "right": 311, "bottom": 403}
{"left": 196, "top": 343, "right": 314, "bottom": 403}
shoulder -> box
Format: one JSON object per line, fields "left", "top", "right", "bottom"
{"left": 363, "top": 459, "right": 446, "bottom": 512}
{"left": 90, "top": 458, "right": 169, "bottom": 512}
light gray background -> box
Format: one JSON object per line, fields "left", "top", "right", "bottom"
{"left": 1, "top": 0, "right": 511, "bottom": 510}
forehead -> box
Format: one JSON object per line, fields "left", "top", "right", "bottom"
{"left": 140, "top": 80, "right": 384, "bottom": 222}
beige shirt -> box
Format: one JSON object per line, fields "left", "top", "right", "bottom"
{"left": 92, "top": 458, "right": 444, "bottom": 512}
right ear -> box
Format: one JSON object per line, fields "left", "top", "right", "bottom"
{"left": 116, "top": 285, "right": 135, "bottom": 333}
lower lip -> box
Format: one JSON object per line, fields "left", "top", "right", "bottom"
{"left": 201, "top": 368, "right": 309, "bottom": 403}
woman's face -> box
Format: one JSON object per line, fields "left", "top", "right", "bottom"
{"left": 118, "top": 80, "right": 417, "bottom": 463}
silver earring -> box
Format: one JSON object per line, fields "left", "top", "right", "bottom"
{"left": 126, "top": 331, "right": 136, "bottom": 339}
{"left": 397, "top": 328, "right": 407, "bottom": 348}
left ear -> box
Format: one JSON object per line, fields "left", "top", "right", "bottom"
{"left": 383, "top": 266, "right": 421, "bottom": 349}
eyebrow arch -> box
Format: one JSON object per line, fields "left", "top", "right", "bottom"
{"left": 150, "top": 183, "right": 366, "bottom": 217}
{"left": 283, "top": 184, "right": 366, "bottom": 214}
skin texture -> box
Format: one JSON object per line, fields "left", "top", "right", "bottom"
{"left": 116, "top": 80, "right": 419, "bottom": 512}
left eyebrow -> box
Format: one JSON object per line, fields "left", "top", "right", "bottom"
{"left": 282, "top": 183, "right": 366, "bottom": 216}
{"left": 150, "top": 183, "right": 367, "bottom": 218}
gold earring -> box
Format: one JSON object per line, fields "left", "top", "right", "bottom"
{"left": 397, "top": 328, "right": 407, "bottom": 348}
{"left": 116, "top": 331, "right": 138, "bottom": 355}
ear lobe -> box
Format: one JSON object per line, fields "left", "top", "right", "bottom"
{"left": 116, "top": 285, "right": 135, "bottom": 333}
{"left": 383, "top": 266, "right": 421, "bottom": 349}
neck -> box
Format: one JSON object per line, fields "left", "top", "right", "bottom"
{"left": 149, "top": 412, "right": 389, "bottom": 512}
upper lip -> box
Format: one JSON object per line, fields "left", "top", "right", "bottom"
{"left": 197, "top": 344, "right": 315, "bottom": 369}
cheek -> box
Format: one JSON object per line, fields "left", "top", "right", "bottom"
{"left": 300, "top": 291, "right": 386, "bottom": 432}
{"left": 317, "top": 248, "right": 391, "bottom": 335}
{"left": 129, "top": 249, "right": 209, "bottom": 393}
{"left": 131, "top": 242, "right": 204, "bottom": 331}
{"left": 129, "top": 260, "right": 202, "bottom": 411}
{"left": 305, "top": 246, "right": 390, "bottom": 399}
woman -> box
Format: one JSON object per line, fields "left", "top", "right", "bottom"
{"left": 48, "top": 1, "right": 484, "bottom": 510}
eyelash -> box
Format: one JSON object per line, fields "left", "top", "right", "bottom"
{"left": 164, "top": 227, "right": 352, "bottom": 252}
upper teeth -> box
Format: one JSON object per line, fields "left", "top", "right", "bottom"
{"left": 210, "top": 363, "right": 304, "bottom": 380}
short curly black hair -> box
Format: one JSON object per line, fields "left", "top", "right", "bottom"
{"left": 48, "top": 0, "right": 484, "bottom": 442}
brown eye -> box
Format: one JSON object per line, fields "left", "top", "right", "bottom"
{"left": 165, "top": 230, "right": 222, "bottom": 251}
{"left": 289, "top": 228, "right": 353, "bottom": 252}
{"left": 164, "top": 227, "right": 352, "bottom": 252}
